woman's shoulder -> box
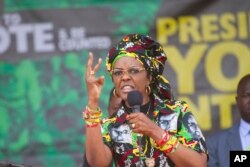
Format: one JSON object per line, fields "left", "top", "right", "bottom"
{"left": 164, "top": 99, "right": 189, "bottom": 113}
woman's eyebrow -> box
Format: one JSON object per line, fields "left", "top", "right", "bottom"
{"left": 113, "top": 66, "right": 140, "bottom": 69}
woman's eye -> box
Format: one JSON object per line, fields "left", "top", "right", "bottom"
{"left": 128, "top": 68, "right": 139, "bottom": 74}
{"left": 113, "top": 71, "right": 123, "bottom": 76}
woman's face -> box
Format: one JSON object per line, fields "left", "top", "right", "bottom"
{"left": 112, "top": 56, "right": 151, "bottom": 105}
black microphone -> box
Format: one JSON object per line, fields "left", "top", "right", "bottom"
{"left": 127, "top": 90, "right": 143, "bottom": 164}
{"left": 127, "top": 90, "right": 143, "bottom": 112}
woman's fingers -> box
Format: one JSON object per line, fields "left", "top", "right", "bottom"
{"left": 96, "top": 76, "right": 105, "bottom": 86}
{"left": 127, "top": 113, "right": 158, "bottom": 136}
{"left": 127, "top": 113, "right": 149, "bottom": 132}
{"left": 93, "top": 57, "right": 102, "bottom": 73}
{"left": 86, "top": 52, "right": 94, "bottom": 75}
{"left": 86, "top": 52, "right": 103, "bottom": 82}
{"left": 86, "top": 52, "right": 102, "bottom": 75}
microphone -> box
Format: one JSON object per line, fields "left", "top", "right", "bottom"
{"left": 127, "top": 90, "right": 143, "bottom": 162}
{"left": 127, "top": 90, "right": 143, "bottom": 112}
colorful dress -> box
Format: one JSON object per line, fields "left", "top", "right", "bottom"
{"left": 101, "top": 96, "right": 207, "bottom": 167}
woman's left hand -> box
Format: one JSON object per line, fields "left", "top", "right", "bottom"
{"left": 126, "top": 112, "right": 162, "bottom": 137}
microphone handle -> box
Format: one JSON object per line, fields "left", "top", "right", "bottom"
{"left": 132, "top": 105, "right": 143, "bottom": 162}
{"left": 132, "top": 105, "right": 140, "bottom": 113}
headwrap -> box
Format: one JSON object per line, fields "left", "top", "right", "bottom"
{"left": 106, "top": 34, "right": 173, "bottom": 101}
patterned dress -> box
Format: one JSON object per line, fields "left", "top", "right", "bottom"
{"left": 101, "top": 96, "right": 207, "bottom": 167}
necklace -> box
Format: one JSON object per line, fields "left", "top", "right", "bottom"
{"left": 145, "top": 100, "right": 156, "bottom": 167}
{"left": 124, "top": 99, "right": 155, "bottom": 166}
{"left": 141, "top": 101, "right": 156, "bottom": 167}
{"left": 145, "top": 147, "right": 155, "bottom": 167}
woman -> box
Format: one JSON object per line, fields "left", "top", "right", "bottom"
{"left": 84, "top": 34, "right": 207, "bottom": 167}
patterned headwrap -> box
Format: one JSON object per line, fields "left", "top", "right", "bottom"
{"left": 106, "top": 34, "right": 173, "bottom": 101}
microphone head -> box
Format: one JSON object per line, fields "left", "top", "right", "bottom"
{"left": 127, "top": 90, "right": 143, "bottom": 106}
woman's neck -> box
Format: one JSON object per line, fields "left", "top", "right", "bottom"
{"left": 124, "top": 95, "right": 151, "bottom": 107}
{"left": 123, "top": 95, "right": 153, "bottom": 114}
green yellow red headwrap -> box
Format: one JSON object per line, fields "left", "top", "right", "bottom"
{"left": 106, "top": 34, "right": 174, "bottom": 100}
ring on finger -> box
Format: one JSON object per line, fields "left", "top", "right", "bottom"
{"left": 90, "top": 70, "right": 95, "bottom": 75}
{"left": 131, "top": 123, "right": 135, "bottom": 129}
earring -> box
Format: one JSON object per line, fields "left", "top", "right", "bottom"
{"left": 113, "top": 89, "right": 119, "bottom": 97}
{"left": 146, "top": 85, "right": 151, "bottom": 95}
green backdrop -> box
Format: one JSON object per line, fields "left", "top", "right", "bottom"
{"left": 1, "top": 0, "right": 250, "bottom": 166}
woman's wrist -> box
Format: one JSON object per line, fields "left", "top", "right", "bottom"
{"left": 150, "top": 130, "right": 180, "bottom": 155}
{"left": 83, "top": 106, "right": 102, "bottom": 128}
{"left": 157, "top": 131, "right": 170, "bottom": 146}
{"left": 150, "top": 126, "right": 166, "bottom": 143}
{"left": 87, "top": 100, "right": 99, "bottom": 110}
{"left": 86, "top": 105, "right": 101, "bottom": 113}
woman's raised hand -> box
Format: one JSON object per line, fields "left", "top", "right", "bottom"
{"left": 85, "top": 52, "right": 104, "bottom": 107}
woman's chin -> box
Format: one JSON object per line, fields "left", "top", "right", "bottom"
{"left": 120, "top": 94, "right": 128, "bottom": 101}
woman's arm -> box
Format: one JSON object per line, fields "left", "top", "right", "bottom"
{"left": 168, "top": 145, "right": 207, "bottom": 167}
{"left": 84, "top": 52, "right": 113, "bottom": 167}
{"left": 85, "top": 124, "right": 113, "bottom": 167}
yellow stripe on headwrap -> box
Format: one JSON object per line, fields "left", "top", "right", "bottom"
{"left": 157, "top": 75, "right": 170, "bottom": 84}
{"left": 111, "top": 51, "right": 143, "bottom": 69}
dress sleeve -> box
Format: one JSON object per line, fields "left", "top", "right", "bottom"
{"left": 174, "top": 101, "right": 208, "bottom": 154}
{"left": 101, "top": 119, "right": 113, "bottom": 148}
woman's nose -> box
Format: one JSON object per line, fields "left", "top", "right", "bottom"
{"left": 120, "top": 71, "right": 131, "bottom": 81}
